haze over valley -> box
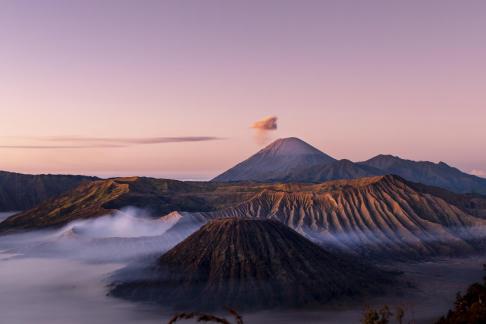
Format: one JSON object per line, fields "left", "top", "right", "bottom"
{"left": 1, "top": 137, "right": 486, "bottom": 323}
{"left": 2, "top": 1, "right": 486, "bottom": 323}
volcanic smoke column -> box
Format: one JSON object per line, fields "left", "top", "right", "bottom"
{"left": 251, "top": 115, "right": 277, "bottom": 145}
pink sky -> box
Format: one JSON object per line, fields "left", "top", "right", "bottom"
{"left": 0, "top": 1, "right": 485, "bottom": 179}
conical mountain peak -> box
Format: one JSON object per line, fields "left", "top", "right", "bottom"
{"left": 110, "top": 218, "right": 395, "bottom": 310}
{"left": 259, "top": 137, "right": 325, "bottom": 156}
{"left": 212, "top": 137, "right": 336, "bottom": 182}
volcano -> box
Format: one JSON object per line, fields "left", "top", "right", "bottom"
{"left": 109, "top": 218, "right": 397, "bottom": 310}
{"left": 212, "top": 137, "right": 336, "bottom": 182}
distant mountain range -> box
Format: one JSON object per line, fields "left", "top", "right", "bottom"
{"left": 1, "top": 137, "right": 484, "bottom": 214}
{"left": 360, "top": 154, "right": 486, "bottom": 194}
{"left": 212, "top": 137, "right": 486, "bottom": 194}
{"left": 0, "top": 171, "right": 97, "bottom": 212}
{"left": 1, "top": 137, "right": 486, "bottom": 260}
{"left": 109, "top": 218, "right": 397, "bottom": 310}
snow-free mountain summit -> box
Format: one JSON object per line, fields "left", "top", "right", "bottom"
{"left": 213, "top": 137, "right": 486, "bottom": 194}
{"left": 212, "top": 137, "right": 336, "bottom": 182}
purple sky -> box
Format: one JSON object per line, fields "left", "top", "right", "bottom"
{"left": 0, "top": 0, "right": 485, "bottom": 179}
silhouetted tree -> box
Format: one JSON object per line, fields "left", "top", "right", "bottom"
{"left": 436, "top": 264, "right": 486, "bottom": 324}
{"left": 168, "top": 307, "right": 243, "bottom": 324}
{"left": 395, "top": 306, "right": 405, "bottom": 324}
{"left": 361, "top": 305, "right": 393, "bottom": 324}
{"left": 362, "top": 306, "right": 381, "bottom": 324}
{"left": 361, "top": 305, "right": 412, "bottom": 324}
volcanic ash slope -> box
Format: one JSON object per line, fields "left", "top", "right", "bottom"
{"left": 109, "top": 218, "right": 398, "bottom": 311}
{"left": 200, "top": 175, "right": 486, "bottom": 259}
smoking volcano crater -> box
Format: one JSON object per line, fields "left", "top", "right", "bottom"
{"left": 109, "top": 218, "right": 399, "bottom": 311}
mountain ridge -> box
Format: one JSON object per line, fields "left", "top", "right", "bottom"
{"left": 361, "top": 154, "right": 486, "bottom": 194}
{"left": 0, "top": 170, "right": 97, "bottom": 212}
{"left": 183, "top": 175, "right": 486, "bottom": 259}
{"left": 4, "top": 175, "right": 486, "bottom": 259}
{"left": 212, "top": 137, "right": 486, "bottom": 194}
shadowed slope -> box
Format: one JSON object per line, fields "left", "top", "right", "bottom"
{"left": 0, "top": 178, "right": 130, "bottom": 232}
{"left": 0, "top": 170, "right": 96, "bottom": 211}
{"left": 199, "top": 176, "right": 486, "bottom": 258}
{"left": 285, "top": 159, "right": 385, "bottom": 182}
{"left": 0, "top": 177, "right": 261, "bottom": 233}
{"left": 361, "top": 154, "right": 486, "bottom": 194}
{"left": 109, "top": 218, "right": 397, "bottom": 310}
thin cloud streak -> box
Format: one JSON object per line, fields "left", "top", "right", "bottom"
{"left": 45, "top": 136, "right": 222, "bottom": 144}
{"left": 0, "top": 145, "right": 126, "bottom": 149}
{"left": 0, "top": 136, "right": 223, "bottom": 149}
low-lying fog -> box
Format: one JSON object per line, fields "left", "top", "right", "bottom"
{"left": 1, "top": 207, "right": 486, "bottom": 324}
{"left": 0, "top": 212, "right": 17, "bottom": 222}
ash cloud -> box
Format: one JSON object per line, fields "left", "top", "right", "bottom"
{"left": 251, "top": 116, "right": 278, "bottom": 145}
{"left": 251, "top": 116, "right": 278, "bottom": 131}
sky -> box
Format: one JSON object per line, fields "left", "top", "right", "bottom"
{"left": 0, "top": 0, "right": 485, "bottom": 179}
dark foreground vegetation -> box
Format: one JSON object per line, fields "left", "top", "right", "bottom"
{"left": 169, "top": 308, "right": 243, "bottom": 324}
{"left": 361, "top": 264, "right": 486, "bottom": 324}
{"left": 436, "top": 264, "right": 486, "bottom": 324}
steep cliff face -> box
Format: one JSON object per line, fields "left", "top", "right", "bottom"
{"left": 199, "top": 176, "right": 486, "bottom": 258}
{"left": 109, "top": 218, "right": 397, "bottom": 310}
{"left": 0, "top": 170, "right": 96, "bottom": 211}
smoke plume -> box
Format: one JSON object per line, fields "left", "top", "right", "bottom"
{"left": 251, "top": 116, "right": 278, "bottom": 131}
{"left": 251, "top": 116, "right": 278, "bottom": 145}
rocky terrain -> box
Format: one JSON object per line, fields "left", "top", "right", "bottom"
{"left": 3, "top": 174, "right": 486, "bottom": 260}
{"left": 0, "top": 177, "right": 261, "bottom": 233}
{"left": 0, "top": 170, "right": 96, "bottom": 211}
{"left": 194, "top": 176, "right": 486, "bottom": 259}
{"left": 109, "top": 218, "right": 398, "bottom": 310}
